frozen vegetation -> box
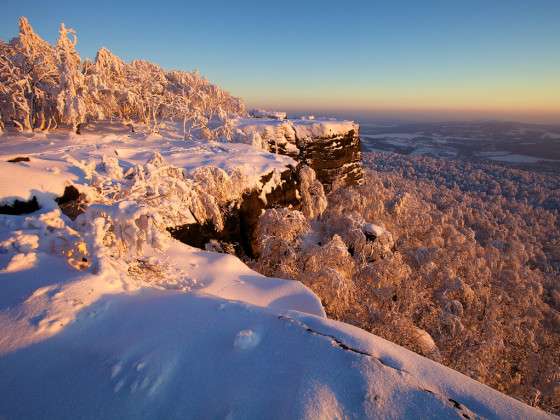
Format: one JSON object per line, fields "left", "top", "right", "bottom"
{"left": 360, "top": 121, "right": 560, "bottom": 174}
{"left": 1, "top": 126, "right": 553, "bottom": 419}
{"left": 0, "top": 18, "right": 244, "bottom": 137}
{"left": 252, "top": 150, "right": 560, "bottom": 414}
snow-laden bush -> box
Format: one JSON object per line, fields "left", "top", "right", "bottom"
{"left": 190, "top": 166, "right": 247, "bottom": 206}
{"left": 299, "top": 235, "right": 355, "bottom": 316}
{"left": 253, "top": 208, "right": 309, "bottom": 279}
{"left": 98, "top": 152, "right": 224, "bottom": 231}
{"left": 79, "top": 200, "right": 166, "bottom": 260}
{"left": 232, "top": 120, "right": 297, "bottom": 154}
{"left": 298, "top": 165, "right": 327, "bottom": 219}
{"left": 0, "top": 209, "right": 90, "bottom": 273}
{"left": 69, "top": 152, "right": 259, "bottom": 273}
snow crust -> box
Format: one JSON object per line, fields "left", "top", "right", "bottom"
{"left": 0, "top": 125, "right": 552, "bottom": 419}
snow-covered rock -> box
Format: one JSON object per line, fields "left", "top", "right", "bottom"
{"left": 233, "top": 117, "right": 364, "bottom": 191}
{"left": 249, "top": 109, "right": 287, "bottom": 120}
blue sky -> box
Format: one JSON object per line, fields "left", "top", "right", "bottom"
{"left": 1, "top": 1, "right": 559, "bottom": 122}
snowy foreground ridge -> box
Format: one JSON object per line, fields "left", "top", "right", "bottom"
{"left": 0, "top": 127, "right": 552, "bottom": 419}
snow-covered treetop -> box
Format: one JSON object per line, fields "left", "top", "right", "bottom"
{"left": 0, "top": 17, "right": 245, "bottom": 134}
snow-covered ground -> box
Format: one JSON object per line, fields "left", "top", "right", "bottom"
{"left": 0, "top": 122, "right": 295, "bottom": 207}
{"left": 0, "top": 124, "right": 553, "bottom": 419}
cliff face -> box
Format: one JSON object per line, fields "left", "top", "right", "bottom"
{"left": 233, "top": 118, "right": 364, "bottom": 192}
{"left": 296, "top": 129, "right": 363, "bottom": 193}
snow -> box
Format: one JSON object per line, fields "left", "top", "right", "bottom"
{"left": 291, "top": 119, "right": 358, "bottom": 141}
{"left": 249, "top": 109, "right": 287, "bottom": 120}
{"left": 543, "top": 131, "right": 560, "bottom": 140}
{"left": 361, "top": 133, "right": 422, "bottom": 141}
{"left": 478, "top": 151, "right": 560, "bottom": 163}
{"left": 363, "top": 223, "right": 386, "bottom": 238}
{"left": 232, "top": 117, "right": 358, "bottom": 153}
{"left": 0, "top": 159, "right": 78, "bottom": 206}
{"left": 0, "top": 122, "right": 296, "bottom": 208}
{"left": 233, "top": 329, "right": 261, "bottom": 350}
{"left": 238, "top": 113, "right": 357, "bottom": 141}
{"left": 0, "top": 124, "right": 552, "bottom": 419}
{"left": 0, "top": 285, "right": 551, "bottom": 418}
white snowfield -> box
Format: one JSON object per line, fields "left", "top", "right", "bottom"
{"left": 0, "top": 125, "right": 553, "bottom": 419}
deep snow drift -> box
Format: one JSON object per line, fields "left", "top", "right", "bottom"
{"left": 0, "top": 124, "right": 553, "bottom": 419}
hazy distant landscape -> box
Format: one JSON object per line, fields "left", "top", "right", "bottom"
{"left": 359, "top": 120, "right": 560, "bottom": 174}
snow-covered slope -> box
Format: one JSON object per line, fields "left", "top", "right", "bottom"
{"left": 0, "top": 126, "right": 553, "bottom": 419}
{"left": 1, "top": 287, "right": 553, "bottom": 419}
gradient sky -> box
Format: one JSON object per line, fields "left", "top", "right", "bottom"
{"left": 1, "top": 0, "right": 559, "bottom": 122}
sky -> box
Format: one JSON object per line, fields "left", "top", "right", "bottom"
{"left": 1, "top": 0, "right": 559, "bottom": 123}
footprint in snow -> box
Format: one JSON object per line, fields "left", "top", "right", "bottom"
{"left": 111, "top": 360, "right": 163, "bottom": 396}
{"left": 233, "top": 329, "right": 260, "bottom": 350}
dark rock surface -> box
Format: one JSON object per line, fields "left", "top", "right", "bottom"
{"left": 56, "top": 185, "right": 87, "bottom": 220}
{"left": 297, "top": 129, "right": 363, "bottom": 192}
{"left": 170, "top": 124, "right": 364, "bottom": 254}
{"left": 7, "top": 156, "right": 30, "bottom": 163}
{"left": 169, "top": 165, "right": 302, "bottom": 258}
{"left": 0, "top": 196, "right": 40, "bottom": 215}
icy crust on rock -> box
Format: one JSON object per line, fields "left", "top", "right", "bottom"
{"left": 292, "top": 119, "right": 358, "bottom": 141}
{"left": 234, "top": 117, "right": 358, "bottom": 140}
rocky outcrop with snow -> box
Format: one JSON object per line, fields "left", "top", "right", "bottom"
{"left": 233, "top": 117, "right": 364, "bottom": 191}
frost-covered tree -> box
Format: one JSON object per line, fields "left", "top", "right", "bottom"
{"left": 251, "top": 152, "right": 560, "bottom": 414}
{"left": 55, "top": 23, "right": 87, "bottom": 133}
{"left": 1, "top": 17, "right": 246, "bottom": 136}
{"left": 0, "top": 41, "right": 30, "bottom": 131}
{"left": 0, "top": 18, "right": 58, "bottom": 131}
{"left": 125, "top": 60, "right": 167, "bottom": 133}
{"left": 90, "top": 47, "right": 127, "bottom": 120}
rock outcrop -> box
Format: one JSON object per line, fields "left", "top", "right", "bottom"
{"left": 297, "top": 128, "right": 363, "bottom": 193}
{"left": 233, "top": 118, "right": 364, "bottom": 192}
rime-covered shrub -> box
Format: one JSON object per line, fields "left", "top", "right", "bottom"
{"left": 253, "top": 208, "right": 309, "bottom": 279}
{"left": 298, "top": 165, "right": 327, "bottom": 219}
{"left": 190, "top": 166, "right": 247, "bottom": 206}
{"left": 74, "top": 152, "right": 245, "bottom": 269}
{"left": 299, "top": 235, "right": 356, "bottom": 316}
